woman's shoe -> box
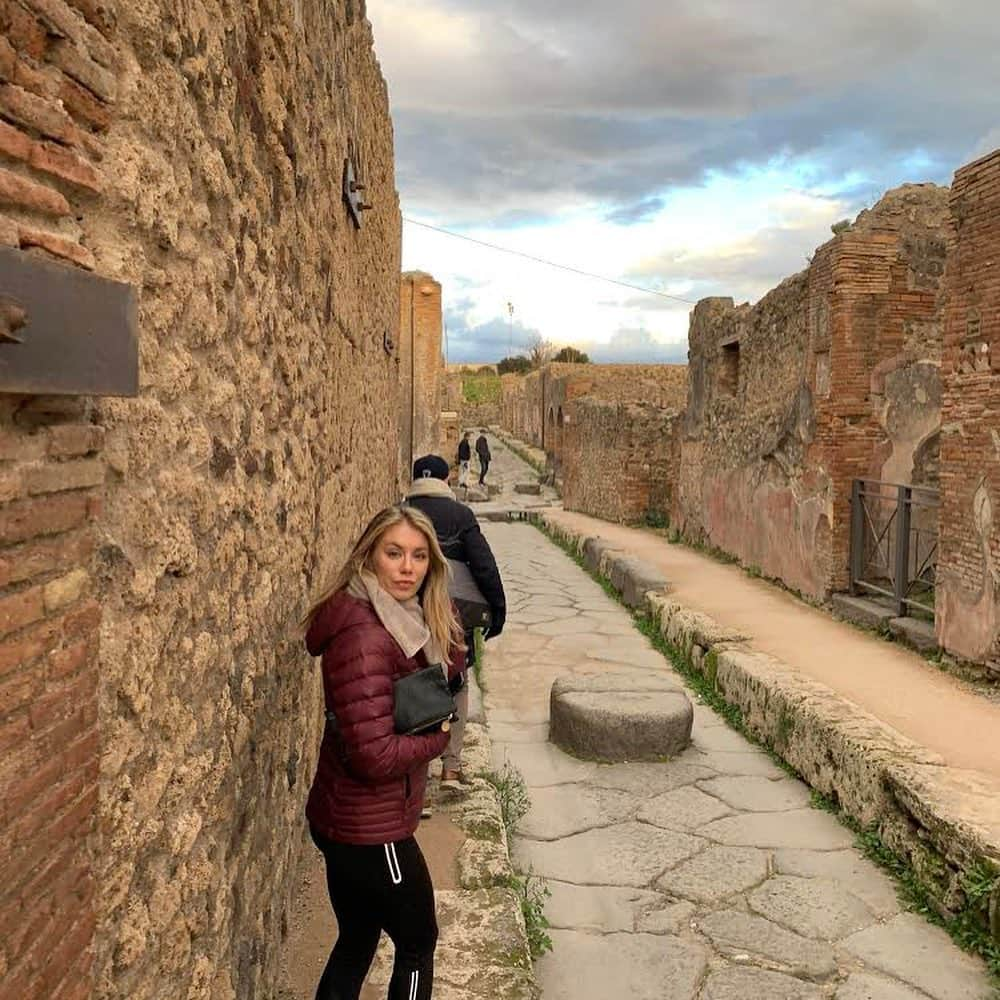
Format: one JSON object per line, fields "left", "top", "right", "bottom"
{"left": 440, "top": 769, "right": 463, "bottom": 793}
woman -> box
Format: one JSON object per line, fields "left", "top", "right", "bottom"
{"left": 302, "top": 505, "right": 465, "bottom": 1000}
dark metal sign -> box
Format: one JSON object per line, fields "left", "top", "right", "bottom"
{"left": 0, "top": 246, "right": 138, "bottom": 397}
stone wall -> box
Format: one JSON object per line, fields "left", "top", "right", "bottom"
{"left": 562, "top": 398, "right": 680, "bottom": 524}
{"left": 677, "top": 185, "right": 949, "bottom": 599}
{"left": 0, "top": 3, "right": 402, "bottom": 999}
{"left": 937, "top": 151, "right": 1000, "bottom": 672}
{"left": 500, "top": 363, "right": 687, "bottom": 465}
{"left": 400, "top": 271, "right": 442, "bottom": 475}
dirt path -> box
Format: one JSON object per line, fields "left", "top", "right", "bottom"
{"left": 546, "top": 509, "right": 1000, "bottom": 777}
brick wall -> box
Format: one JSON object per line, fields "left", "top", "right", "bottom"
{"left": 0, "top": 397, "right": 103, "bottom": 1000}
{"left": 937, "top": 150, "right": 1000, "bottom": 672}
{"left": 0, "top": 2, "right": 402, "bottom": 998}
{"left": 678, "top": 185, "right": 949, "bottom": 598}
{"left": 400, "top": 271, "right": 443, "bottom": 475}
{"left": 562, "top": 397, "right": 680, "bottom": 523}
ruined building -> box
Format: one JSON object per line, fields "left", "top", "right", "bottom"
{"left": 937, "top": 151, "right": 1000, "bottom": 672}
{"left": 501, "top": 363, "right": 688, "bottom": 522}
{"left": 676, "top": 185, "right": 950, "bottom": 600}
{"left": 0, "top": 3, "right": 402, "bottom": 998}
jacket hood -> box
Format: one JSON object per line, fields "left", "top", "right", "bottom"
{"left": 305, "top": 591, "right": 374, "bottom": 657}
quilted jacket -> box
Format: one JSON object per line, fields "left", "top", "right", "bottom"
{"left": 305, "top": 591, "right": 462, "bottom": 844}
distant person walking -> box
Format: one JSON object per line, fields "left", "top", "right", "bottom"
{"left": 457, "top": 431, "right": 472, "bottom": 489}
{"left": 302, "top": 505, "right": 465, "bottom": 1000}
{"left": 475, "top": 430, "right": 491, "bottom": 486}
{"left": 407, "top": 455, "right": 506, "bottom": 790}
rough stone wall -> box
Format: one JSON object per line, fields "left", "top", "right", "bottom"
{"left": 400, "top": 271, "right": 443, "bottom": 473}
{"left": 677, "top": 185, "right": 949, "bottom": 599}
{"left": 562, "top": 397, "right": 679, "bottom": 524}
{"left": 937, "top": 150, "right": 1000, "bottom": 671}
{"left": 499, "top": 364, "right": 687, "bottom": 465}
{"left": 0, "top": 3, "right": 402, "bottom": 999}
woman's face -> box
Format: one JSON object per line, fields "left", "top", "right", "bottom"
{"left": 371, "top": 521, "right": 431, "bottom": 600}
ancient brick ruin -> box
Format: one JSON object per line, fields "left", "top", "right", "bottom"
{"left": 678, "top": 185, "right": 949, "bottom": 599}
{"left": 399, "top": 271, "right": 443, "bottom": 477}
{"left": 937, "top": 151, "right": 1000, "bottom": 672}
{"left": 0, "top": 3, "right": 402, "bottom": 998}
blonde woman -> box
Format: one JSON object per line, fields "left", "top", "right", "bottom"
{"left": 302, "top": 505, "right": 464, "bottom": 1000}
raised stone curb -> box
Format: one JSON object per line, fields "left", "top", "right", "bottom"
{"left": 535, "top": 511, "right": 1000, "bottom": 946}
{"left": 549, "top": 673, "right": 692, "bottom": 761}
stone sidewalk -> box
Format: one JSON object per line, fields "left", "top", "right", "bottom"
{"left": 481, "top": 521, "right": 992, "bottom": 1000}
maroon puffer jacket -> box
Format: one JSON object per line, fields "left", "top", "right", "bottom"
{"left": 305, "top": 591, "right": 463, "bottom": 845}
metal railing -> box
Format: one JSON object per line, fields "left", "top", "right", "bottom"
{"left": 849, "top": 479, "right": 939, "bottom": 618}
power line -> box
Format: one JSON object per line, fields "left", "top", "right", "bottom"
{"left": 402, "top": 217, "right": 697, "bottom": 306}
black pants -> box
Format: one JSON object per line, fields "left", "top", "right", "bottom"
{"left": 311, "top": 829, "right": 437, "bottom": 1000}
{"left": 478, "top": 458, "right": 489, "bottom": 484}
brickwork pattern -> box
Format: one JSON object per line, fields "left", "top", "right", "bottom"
{"left": 677, "top": 186, "right": 949, "bottom": 599}
{"left": 0, "top": 396, "right": 103, "bottom": 1000}
{"left": 400, "top": 272, "right": 443, "bottom": 476}
{"left": 937, "top": 151, "right": 1000, "bottom": 670}
{"left": 0, "top": 2, "right": 402, "bottom": 999}
{"left": 562, "top": 397, "right": 679, "bottom": 524}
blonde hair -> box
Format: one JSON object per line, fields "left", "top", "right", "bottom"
{"left": 302, "top": 505, "right": 463, "bottom": 659}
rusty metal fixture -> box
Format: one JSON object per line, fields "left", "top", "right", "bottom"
{"left": 342, "top": 155, "right": 371, "bottom": 229}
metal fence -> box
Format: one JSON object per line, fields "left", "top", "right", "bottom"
{"left": 849, "top": 479, "right": 939, "bottom": 618}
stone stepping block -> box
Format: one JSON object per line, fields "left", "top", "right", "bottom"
{"left": 514, "top": 481, "right": 541, "bottom": 494}
{"left": 549, "top": 673, "right": 693, "bottom": 762}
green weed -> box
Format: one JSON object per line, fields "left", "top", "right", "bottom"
{"left": 483, "top": 759, "right": 531, "bottom": 834}
{"left": 502, "top": 871, "right": 553, "bottom": 959}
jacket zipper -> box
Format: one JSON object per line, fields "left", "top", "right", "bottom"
{"left": 404, "top": 774, "right": 411, "bottom": 802}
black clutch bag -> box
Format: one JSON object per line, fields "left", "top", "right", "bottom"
{"left": 393, "top": 664, "right": 456, "bottom": 735}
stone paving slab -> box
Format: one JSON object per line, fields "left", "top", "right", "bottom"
{"left": 748, "top": 875, "right": 877, "bottom": 940}
{"left": 842, "top": 913, "right": 994, "bottom": 1000}
{"left": 543, "top": 882, "right": 665, "bottom": 933}
{"left": 698, "top": 774, "right": 812, "bottom": 812}
{"left": 773, "top": 849, "right": 902, "bottom": 919}
{"left": 696, "top": 909, "right": 837, "bottom": 980}
{"left": 635, "top": 784, "right": 733, "bottom": 831}
{"left": 658, "top": 844, "right": 771, "bottom": 904}
{"left": 699, "top": 808, "right": 857, "bottom": 850}
{"left": 700, "top": 966, "right": 826, "bottom": 999}
{"left": 517, "top": 783, "right": 640, "bottom": 841}
{"left": 538, "top": 930, "right": 708, "bottom": 1000}
{"left": 514, "top": 821, "right": 705, "bottom": 888}
{"left": 834, "top": 972, "right": 933, "bottom": 1000}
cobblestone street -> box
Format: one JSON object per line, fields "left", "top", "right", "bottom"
{"left": 481, "top": 513, "right": 992, "bottom": 1000}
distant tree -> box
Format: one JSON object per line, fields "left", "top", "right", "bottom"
{"left": 497, "top": 355, "right": 533, "bottom": 375}
{"left": 526, "top": 333, "right": 555, "bottom": 369}
{"left": 551, "top": 346, "right": 590, "bottom": 364}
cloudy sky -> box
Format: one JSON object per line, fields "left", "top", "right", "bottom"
{"left": 367, "top": 0, "right": 997, "bottom": 363}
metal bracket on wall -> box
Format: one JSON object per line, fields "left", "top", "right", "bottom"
{"left": 0, "top": 247, "right": 138, "bottom": 396}
{"left": 342, "top": 155, "right": 373, "bottom": 230}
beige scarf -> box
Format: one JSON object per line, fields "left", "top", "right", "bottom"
{"left": 348, "top": 569, "right": 444, "bottom": 665}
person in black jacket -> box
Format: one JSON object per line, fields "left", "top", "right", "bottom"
{"left": 456, "top": 432, "right": 472, "bottom": 489}
{"left": 475, "top": 430, "right": 491, "bottom": 486}
{"left": 406, "top": 454, "right": 506, "bottom": 790}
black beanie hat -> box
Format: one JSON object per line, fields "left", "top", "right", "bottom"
{"left": 412, "top": 454, "right": 450, "bottom": 481}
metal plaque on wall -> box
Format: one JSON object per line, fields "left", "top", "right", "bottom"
{"left": 0, "top": 246, "right": 138, "bottom": 397}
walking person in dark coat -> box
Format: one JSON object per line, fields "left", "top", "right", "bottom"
{"left": 407, "top": 455, "right": 506, "bottom": 790}
{"left": 456, "top": 431, "right": 472, "bottom": 489}
{"left": 302, "top": 505, "right": 466, "bottom": 1000}
{"left": 475, "top": 430, "right": 491, "bottom": 486}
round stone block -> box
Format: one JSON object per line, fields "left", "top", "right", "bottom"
{"left": 549, "top": 673, "right": 693, "bottom": 762}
